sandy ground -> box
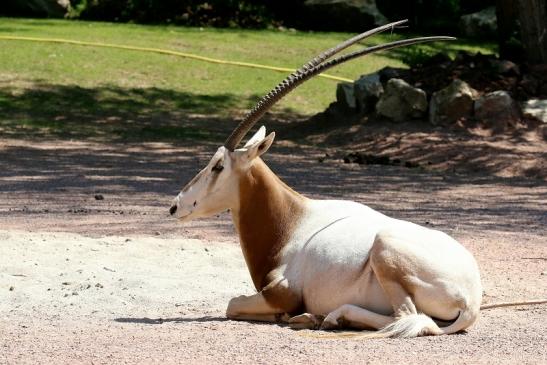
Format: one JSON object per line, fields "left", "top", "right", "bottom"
{"left": 1, "top": 132, "right": 546, "bottom": 364}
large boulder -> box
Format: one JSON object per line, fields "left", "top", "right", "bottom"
{"left": 429, "top": 80, "right": 478, "bottom": 125}
{"left": 376, "top": 78, "right": 427, "bottom": 122}
{"left": 304, "top": 0, "right": 388, "bottom": 31}
{"left": 474, "top": 91, "right": 521, "bottom": 128}
{"left": 521, "top": 99, "right": 547, "bottom": 124}
{"left": 459, "top": 7, "right": 497, "bottom": 38}
{"left": 336, "top": 82, "right": 357, "bottom": 111}
{"left": 354, "top": 72, "right": 383, "bottom": 113}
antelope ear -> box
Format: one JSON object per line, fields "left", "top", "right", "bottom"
{"left": 242, "top": 132, "right": 275, "bottom": 161}
{"left": 244, "top": 126, "right": 267, "bottom": 148}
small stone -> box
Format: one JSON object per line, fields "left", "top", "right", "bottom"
{"left": 521, "top": 99, "right": 547, "bottom": 124}
{"left": 154, "top": 231, "right": 161, "bottom": 236}
{"left": 95, "top": 283, "right": 104, "bottom": 288}
{"left": 429, "top": 79, "right": 478, "bottom": 125}
{"left": 490, "top": 59, "right": 520, "bottom": 76}
{"left": 474, "top": 90, "right": 520, "bottom": 128}
{"left": 354, "top": 72, "right": 383, "bottom": 113}
{"left": 9, "top": 286, "right": 14, "bottom": 291}
{"left": 376, "top": 78, "right": 427, "bottom": 122}
{"left": 520, "top": 75, "right": 540, "bottom": 95}
{"left": 94, "top": 194, "right": 104, "bottom": 200}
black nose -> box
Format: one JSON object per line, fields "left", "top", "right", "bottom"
{"left": 169, "top": 205, "right": 177, "bottom": 215}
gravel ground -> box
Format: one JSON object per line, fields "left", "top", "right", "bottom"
{"left": 1, "top": 134, "right": 546, "bottom": 364}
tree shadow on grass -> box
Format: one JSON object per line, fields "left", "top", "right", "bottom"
{"left": 0, "top": 81, "right": 248, "bottom": 142}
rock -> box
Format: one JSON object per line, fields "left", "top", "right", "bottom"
{"left": 304, "top": 0, "right": 388, "bottom": 29}
{"left": 343, "top": 152, "right": 419, "bottom": 168}
{"left": 521, "top": 99, "right": 547, "bottom": 123}
{"left": 376, "top": 79, "right": 428, "bottom": 122}
{"left": 429, "top": 80, "right": 478, "bottom": 125}
{"left": 460, "top": 7, "right": 497, "bottom": 38}
{"left": 336, "top": 82, "right": 357, "bottom": 110}
{"left": 94, "top": 194, "right": 104, "bottom": 200}
{"left": 354, "top": 73, "right": 383, "bottom": 113}
{"left": 378, "top": 66, "right": 409, "bottom": 83}
{"left": 474, "top": 91, "right": 521, "bottom": 128}
{"left": 520, "top": 74, "right": 540, "bottom": 95}
{"left": 490, "top": 59, "right": 520, "bottom": 76}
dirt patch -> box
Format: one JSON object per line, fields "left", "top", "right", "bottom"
{"left": 1, "top": 119, "right": 546, "bottom": 363}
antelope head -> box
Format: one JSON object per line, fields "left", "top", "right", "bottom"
{"left": 170, "top": 20, "right": 454, "bottom": 222}
{"left": 169, "top": 126, "right": 275, "bottom": 222}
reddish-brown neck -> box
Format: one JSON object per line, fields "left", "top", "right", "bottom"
{"left": 233, "top": 158, "right": 305, "bottom": 291}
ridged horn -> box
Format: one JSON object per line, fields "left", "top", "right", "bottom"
{"left": 224, "top": 22, "right": 455, "bottom": 151}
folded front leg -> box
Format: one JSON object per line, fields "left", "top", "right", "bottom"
{"left": 226, "top": 292, "right": 289, "bottom": 323}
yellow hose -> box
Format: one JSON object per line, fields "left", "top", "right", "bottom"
{"left": 0, "top": 35, "right": 353, "bottom": 82}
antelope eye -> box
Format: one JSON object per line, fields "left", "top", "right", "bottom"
{"left": 212, "top": 163, "right": 224, "bottom": 173}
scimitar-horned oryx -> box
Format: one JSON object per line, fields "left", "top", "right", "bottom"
{"left": 170, "top": 20, "right": 547, "bottom": 338}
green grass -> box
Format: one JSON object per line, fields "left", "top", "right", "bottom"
{"left": 0, "top": 17, "right": 495, "bottom": 140}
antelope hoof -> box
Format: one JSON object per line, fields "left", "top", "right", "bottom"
{"left": 320, "top": 312, "right": 343, "bottom": 330}
{"left": 226, "top": 295, "right": 248, "bottom": 318}
{"left": 289, "top": 313, "right": 325, "bottom": 330}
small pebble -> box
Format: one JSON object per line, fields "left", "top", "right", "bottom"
{"left": 94, "top": 194, "right": 104, "bottom": 200}
{"left": 9, "top": 286, "right": 14, "bottom": 291}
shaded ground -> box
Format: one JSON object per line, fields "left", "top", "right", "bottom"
{"left": 286, "top": 113, "right": 546, "bottom": 180}
{"left": 1, "top": 116, "right": 546, "bottom": 363}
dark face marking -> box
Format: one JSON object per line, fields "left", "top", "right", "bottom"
{"left": 181, "top": 156, "right": 224, "bottom": 194}
{"left": 212, "top": 161, "right": 224, "bottom": 172}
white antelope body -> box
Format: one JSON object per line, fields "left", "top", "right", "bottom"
{"left": 170, "top": 21, "right": 545, "bottom": 338}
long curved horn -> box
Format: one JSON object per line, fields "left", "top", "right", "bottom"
{"left": 224, "top": 25, "right": 455, "bottom": 150}
{"left": 224, "top": 19, "right": 409, "bottom": 151}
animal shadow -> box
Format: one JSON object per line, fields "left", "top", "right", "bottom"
{"left": 114, "top": 316, "right": 228, "bottom": 325}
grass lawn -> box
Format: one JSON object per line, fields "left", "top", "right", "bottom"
{"left": 0, "top": 18, "right": 495, "bottom": 140}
